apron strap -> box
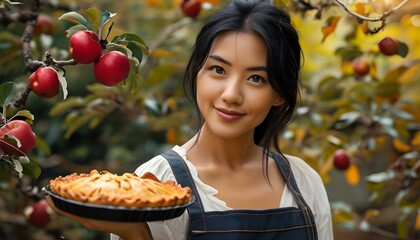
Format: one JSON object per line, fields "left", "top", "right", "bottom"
{"left": 163, "top": 149, "right": 317, "bottom": 240}
{"left": 161, "top": 149, "right": 207, "bottom": 232}
{"left": 269, "top": 152, "right": 318, "bottom": 240}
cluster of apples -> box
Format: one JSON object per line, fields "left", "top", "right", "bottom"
{"left": 69, "top": 30, "right": 131, "bottom": 87}
{"left": 29, "top": 30, "right": 130, "bottom": 99}
{"left": 352, "top": 36, "right": 400, "bottom": 77}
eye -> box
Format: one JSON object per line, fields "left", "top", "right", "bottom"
{"left": 248, "top": 75, "right": 265, "bottom": 84}
{"left": 210, "top": 65, "right": 225, "bottom": 75}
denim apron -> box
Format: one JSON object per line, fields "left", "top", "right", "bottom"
{"left": 162, "top": 150, "right": 318, "bottom": 240}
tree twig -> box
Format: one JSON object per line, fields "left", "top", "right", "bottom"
{"left": 334, "top": 0, "right": 410, "bottom": 22}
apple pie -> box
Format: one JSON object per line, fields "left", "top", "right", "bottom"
{"left": 49, "top": 170, "right": 191, "bottom": 208}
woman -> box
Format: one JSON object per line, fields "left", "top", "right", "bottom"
{"left": 47, "top": 1, "right": 333, "bottom": 239}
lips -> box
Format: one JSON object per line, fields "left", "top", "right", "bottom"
{"left": 214, "top": 107, "right": 245, "bottom": 121}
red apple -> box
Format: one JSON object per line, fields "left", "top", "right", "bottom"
{"left": 93, "top": 51, "right": 130, "bottom": 86}
{"left": 333, "top": 149, "right": 351, "bottom": 171}
{"left": 0, "top": 120, "right": 36, "bottom": 156}
{"left": 378, "top": 37, "right": 399, "bottom": 56}
{"left": 29, "top": 66, "right": 60, "bottom": 98}
{"left": 180, "top": 0, "right": 201, "bottom": 19}
{"left": 33, "top": 14, "right": 54, "bottom": 36}
{"left": 352, "top": 58, "right": 370, "bottom": 77}
{"left": 24, "top": 199, "right": 52, "bottom": 228}
{"left": 69, "top": 30, "right": 103, "bottom": 64}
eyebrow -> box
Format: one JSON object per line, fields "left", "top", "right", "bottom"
{"left": 208, "top": 54, "right": 267, "bottom": 72}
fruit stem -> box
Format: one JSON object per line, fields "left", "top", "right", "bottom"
{"left": 104, "top": 21, "right": 114, "bottom": 42}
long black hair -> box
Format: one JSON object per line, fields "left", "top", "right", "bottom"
{"left": 183, "top": 0, "right": 302, "bottom": 174}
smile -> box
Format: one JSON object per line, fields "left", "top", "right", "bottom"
{"left": 214, "top": 107, "right": 245, "bottom": 121}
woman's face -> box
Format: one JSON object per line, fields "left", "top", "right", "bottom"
{"left": 196, "top": 31, "right": 283, "bottom": 140}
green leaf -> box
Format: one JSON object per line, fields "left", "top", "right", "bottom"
{"left": 334, "top": 46, "right": 362, "bottom": 60}
{"left": 63, "top": 113, "right": 91, "bottom": 139}
{"left": 89, "top": 115, "right": 105, "bottom": 129}
{"left": 22, "top": 161, "right": 41, "bottom": 179}
{"left": 49, "top": 97, "right": 85, "bottom": 116}
{"left": 57, "top": 69, "right": 68, "bottom": 100}
{"left": 64, "top": 24, "right": 88, "bottom": 38}
{"left": 317, "top": 76, "right": 342, "bottom": 101}
{"left": 4, "top": 1, "right": 23, "bottom": 5}
{"left": 106, "top": 43, "right": 139, "bottom": 66}
{"left": 59, "top": 11, "right": 92, "bottom": 30}
{"left": 144, "top": 98, "right": 162, "bottom": 116}
{"left": 366, "top": 170, "right": 396, "bottom": 183}
{"left": 12, "top": 158, "right": 22, "bottom": 171}
{"left": 374, "top": 81, "right": 400, "bottom": 97}
{"left": 127, "top": 42, "right": 143, "bottom": 64}
{"left": 397, "top": 41, "right": 409, "bottom": 58}
{"left": 12, "top": 158, "right": 23, "bottom": 177}
{"left": 2, "top": 134, "right": 21, "bottom": 148}
{"left": 335, "top": 111, "right": 361, "bottom": 129}
{"left": 397, "top": 209, "right": 412, "bottom": 239}
{"left": 34, "top": 136, "right": 51, "bottom": 155}
{"left": 0, "top": 82, "right": 16, "bottom": 107}
{"left": 13, "top": 110, "right": 34, "bottom": 123}
{"left": 84, "top": 8, "right": 116, "bottom": 37}
{"left": 112, "top": 33, "right": 149, "bottom": 55}
{"left": 124, "top": 63, "right": 143, "bottom": 94}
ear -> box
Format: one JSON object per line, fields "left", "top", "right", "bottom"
{"left": 273, "top": 96, "right": 284, "bottom": 107}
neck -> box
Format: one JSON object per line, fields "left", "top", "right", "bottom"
{"left": 184, "top": 125, "right": 262, "bottom": 170}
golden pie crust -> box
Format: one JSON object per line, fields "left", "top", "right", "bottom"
{"left": 49, "top": 170, "right": 191, "bottom": 208}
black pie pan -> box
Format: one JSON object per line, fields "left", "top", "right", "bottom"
{"left": 43, "top": 185, "right": 194, "bottom": 222}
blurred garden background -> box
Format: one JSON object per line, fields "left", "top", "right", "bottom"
{"left": 0, "top": 0, "right": 419, "bottom": 239}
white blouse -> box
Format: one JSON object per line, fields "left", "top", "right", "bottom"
{"left": 111, "top": 145, "right": 333, "bottom": 240}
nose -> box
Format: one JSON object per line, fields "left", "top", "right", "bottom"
{"left": 221, "top": 76, "right": 243, "bottom": 105}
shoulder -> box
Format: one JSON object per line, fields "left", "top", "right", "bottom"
{"left": 284, "top": 154, "right": 333, "bottom": 239}
{"left": 284, "top": 154, "right": 328, "bottom": 206}
{"left": 284, "top": 154, "right": 322, "bottom": 187}
{"left": 134, "top": 146, "right": 186, "bottom": 182}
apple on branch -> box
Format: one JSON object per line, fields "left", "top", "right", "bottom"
{"left": 33, "top": 14, "right": 54, "bottom": 36}
{"left": 378, "top": 37, "right": 399, "bottom": 56}
{"left": 352, "top": 57, "right": 370, "bottom": 77}
{"left": 0, "top": 120, "right": 36, "bottom": 156}
{"left": 333, "top": 149, "right": 351, "bottom": 171}
{"left": 93, "top": 51, "right": 130, "bottom": 86}
{"left": 69, "top": 30, "right": 103, "bottom": 64}
{"left": 180, "top": 0, "right": 202, "bottom": 19}
{"left": 24, "top": 199, "right": 53, "bottom": 228}
{"left": 29, "top": 66, "right": 60, "bottom": 98}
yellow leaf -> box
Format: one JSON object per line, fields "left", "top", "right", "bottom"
{"left": 345, "top": 164, "right": 360, "bottom": 186}
{"left": 411, "top": 132, "right": 420, "bottom": 147}
{"left": 319, "top": 155, "right": 333, "bottom": 183}
{"left": 341, "top": 60, "right": 354, "bottom": 76}
{"left": 416, "top": 212, "right": 420, "bottom": 230}
{"left": 364, "top": 209, "right": 380, "bottom": 220}
{"left": 166, "top": 127, "right": 179, "bottom": 145}
{"left": 352, "top": 3, "right": 366, "bottom": 16}
{"left": 321, "top": 16, "right": 340, "bottom": 43}
{"left": 393, "top": 138, "right": 412, "bottom": 153}
{"left": 150, "top": 48, "right": 172, "bottom": 58}
{"left": 374, "top": 136, "right": 387, "bottom": 150}
{"left": 147, "top": 0, "right": 162, "bottom": 7}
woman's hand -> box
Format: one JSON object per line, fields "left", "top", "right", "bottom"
{"left": 45, "top": 195, "right": 153, "bottom": 240}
